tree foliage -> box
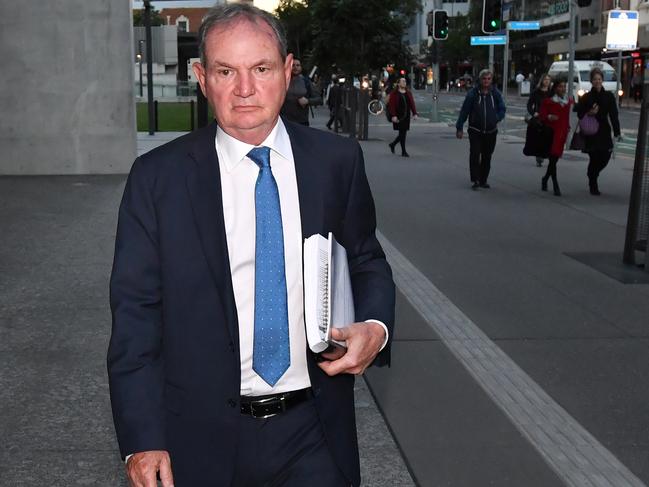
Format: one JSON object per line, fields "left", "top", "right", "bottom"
{"left": 275, "top": 0, "right": 312, "bottom": 61}
{"left": 436, "top": 3, "right": 488, "bottom": 78}
{"left": 275, "top": 0, "right": 420, "bottom": 75}
{"left": 133, "top": 8, "right": 165, "bottom": 27}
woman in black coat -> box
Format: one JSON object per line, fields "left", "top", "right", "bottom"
{"left": 526, "top": 74, "right": 552, "bottom": 166}
{"left": 575, "top": 67, "right": 621, "bottom": 195}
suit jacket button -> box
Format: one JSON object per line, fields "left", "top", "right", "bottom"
{"left": 227, "top": 398, "right": 237, "bottom": 408}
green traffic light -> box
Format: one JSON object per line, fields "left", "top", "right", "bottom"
{"left": 490, "top": 19, "right": 497, "bottom": 27}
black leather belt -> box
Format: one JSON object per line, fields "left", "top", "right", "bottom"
{"left": 240, "top": 388, "right": 312, "bottom": 419}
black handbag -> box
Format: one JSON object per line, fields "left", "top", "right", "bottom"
{"left": 523, "top": 122, "right": 553, "bottom": 158}
{"left": 569, "top": 128, "right": 585, "bottom": 151}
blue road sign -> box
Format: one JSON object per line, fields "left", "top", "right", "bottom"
{"left": 610, "top": 11, "right": 638, "bottom": 20}
{"left": 508, "top": 21, "right": 540, "bottom": 30}
{"left": 471, "top": 35, "right": 507, "bottom": 46}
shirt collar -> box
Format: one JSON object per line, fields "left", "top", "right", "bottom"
{"left": 215, "top": 118, "right": 293, "bottom": 172}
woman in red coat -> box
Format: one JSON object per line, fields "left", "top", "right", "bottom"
{"left": 539, "top": 78, "right": 573, "bottom": 196}
{"left": 387, "top": 77, "right": 417, "bottom": 157}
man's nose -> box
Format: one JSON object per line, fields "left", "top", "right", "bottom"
{"left": 234, "top": 72, "right": 254, "bottom": 97}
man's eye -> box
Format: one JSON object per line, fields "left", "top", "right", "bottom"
{"left": 219, "top": 69, "right": 231, "bottom": 76}
{"left": 256, "top": 67, "right": 268, "bottom": 73}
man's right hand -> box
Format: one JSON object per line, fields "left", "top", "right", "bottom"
{"left": 456, "top": 130, "right": 463, "bottom": 139}
{"left": 126, "top": 450, "right": 174, "bottom": 487}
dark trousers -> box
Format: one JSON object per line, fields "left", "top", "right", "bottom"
{"left": 391, "top": 128, "right": 408, "bottom": 154}
{"left": 468, "top": 130, "right": 497, "bottom": 184}
{"left": 232, "top": 398, "right": 349, "bottom": 487}
{"left": 327, "top": 109, "right": 342, "bottom": 130}
{"left": 587, "top": 150, "right": 612, "bottom": 186}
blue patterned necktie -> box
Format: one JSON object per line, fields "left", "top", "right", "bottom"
{"left": 247, "top": 146, "right": 290, "bottom": 386}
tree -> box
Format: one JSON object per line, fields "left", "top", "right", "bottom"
{"left": 133, "top": 8, "right": 165, "bottom": 27}
{"left": 305, "top": 0, "right": 420, "bottom": 76}
{"left": 275, "top": 0, "right": 312, "bottom": 61}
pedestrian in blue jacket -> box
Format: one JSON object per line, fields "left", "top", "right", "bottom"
{"left": 456, "top": 69, "right": 506, "bottom": 190}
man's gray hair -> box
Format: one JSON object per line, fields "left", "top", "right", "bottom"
{"left": 479, "top": 69, "right": 493, "bottom": 79}
{"left": 198, "top": 3, "right": 288, "bottom": 66}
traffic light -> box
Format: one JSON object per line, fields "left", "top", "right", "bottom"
{"left": 432, "top": 9, "right": 449, "bottom": 40}
{"left": 482, "top": 0, "right": 502, "bottom": 34}
{"left": 577, "top": 0, "right": 591, "bottom": 6}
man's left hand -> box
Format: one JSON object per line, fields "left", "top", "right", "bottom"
{"left": 317, "top": 322, "right": 386, "bottom": 376}
{"left": 298, "top": 96, "right": 309, "bottom": 107}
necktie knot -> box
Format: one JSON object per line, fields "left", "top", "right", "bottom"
{"left": 248, "top": 146, "right": 271, "bottom": 169}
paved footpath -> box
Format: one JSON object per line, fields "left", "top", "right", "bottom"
{"left": 2, "top": 103, "right": 649, "bottom": 486}
{"left": 336, "top": 103, "right": 649, "bottom": 487}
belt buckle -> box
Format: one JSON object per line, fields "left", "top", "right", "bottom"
{"left": 250, "top": 395, "right": 286, "bottom": 419}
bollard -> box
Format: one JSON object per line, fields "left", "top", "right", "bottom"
{"left": 348, "top": 88, "right": 358, "bottom": 139}
{"left": 154, "top": 100, "right": 159, "bottom": 132}
{"left": 190, "top": 100, "right": 195, "bottom": 131}
{"left": 359, "top": 88, "right": 369, "bottom": 141}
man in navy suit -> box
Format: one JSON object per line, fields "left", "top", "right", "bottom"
{"left": 108, "top": 4, "right": 395, "bottom": 486}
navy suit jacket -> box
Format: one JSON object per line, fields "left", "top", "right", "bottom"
{"left": 107, "top": 119, "right": 395, "bottom": 486}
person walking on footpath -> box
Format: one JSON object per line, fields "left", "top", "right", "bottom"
{"left": 456, "top": 69, "right": 506, "bottom": 190}
{"left": 539, "top": 78, "right": 573, "bottom": 196}
{"left": 575, "top": 67, "right": 622, "bottom": 195}
{"left": 387, "top": 77, "right": 417, "bottom": 157}
{"left": 526, "top": 73, "right": 552, "bottom": 167}
{"left": 107, "top": 4, "right": 395, "bottom": 486}
{"left": 280, "top": 58, "right": 321, "bottom": 126}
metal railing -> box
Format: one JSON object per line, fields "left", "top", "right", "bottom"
{"left": 329, "top": 86, "right": 371, "bottom": 140}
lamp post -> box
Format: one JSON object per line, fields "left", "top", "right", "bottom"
{"left": 137, "top": 40, "right": 144, "bottom": 97}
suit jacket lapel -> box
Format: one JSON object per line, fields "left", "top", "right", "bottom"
{"left": 284, "top": 121, "right": 323, "bottom": 239}
{"left": 185, "top": 122, "right": 239, "bottom": 346}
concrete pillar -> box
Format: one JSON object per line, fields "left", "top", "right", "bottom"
{"left": 0, "top": 1, "right": 136, "bottom": 174}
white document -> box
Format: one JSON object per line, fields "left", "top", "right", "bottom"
{"left": 303, "top": 232, "right": 355, "bottom": 353}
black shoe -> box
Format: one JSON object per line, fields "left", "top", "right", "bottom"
{"left": 554, "top": 187, "right": 562, "bottom": 196}
{"left": 326, "top": 124, "right": 332, "bottom": 130}
{"left": 541, "top": 176, "right": 548, "bottom": 191}
{"left": 402, "top": 152, "right": 409, "bottom": 157}
{"left": 471, "top": 182, "right": 480, "bottom": 190}
{"left": 590, "top": 187, "right": 601, "bottom": 195}
{"left": 479, "top": 183, "right": 490, "bottom": 188}
{"left": 389, "top": 143, "right": 395, "bottom": 154}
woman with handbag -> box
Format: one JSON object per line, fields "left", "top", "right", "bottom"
{"left": 575, "top": 67, "right": 622, "bottom": 195}
{"left": 539, "top": 78, "right": 573, "bottom": 196}
{"left": 388, "top": 77, "right": 418, "bottom": 157}
{"left": 526, "top": 74, "right": 552, "bottom": 166}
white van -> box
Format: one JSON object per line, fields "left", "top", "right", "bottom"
{"left": 547, "top": 60, "right": 618, "bottom": 100}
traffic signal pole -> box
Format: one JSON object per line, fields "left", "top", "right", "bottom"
{"left": 502, "top": 29, "right": 509, "bottom": 135}
{"left": 568, "top": 0, "right": 576, "bottom": 102}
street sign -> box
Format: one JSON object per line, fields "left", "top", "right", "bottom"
{"left": 606, "top": 10, "right": 639, "bottom": 50}
{"left": 471, "top": 36, "right": 506, "bottom": 46}
{"left": 508, "top": 21, "right": 540, "bottom": 30}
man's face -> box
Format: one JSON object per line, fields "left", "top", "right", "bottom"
{"left": 480, "top": 74, "right": 493, "bottom": 89}
{"left": 192, "top": 19, "right": 292, "bottom": 145}
{"left": 291, "top": 59, "right": 302, "bottom": 77}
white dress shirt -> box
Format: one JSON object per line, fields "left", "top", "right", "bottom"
{"left": 216, "top": 120, "right": 310, "bottom": 396}
{"left": 216, "top": 119, "right": 388, "bottom": 397}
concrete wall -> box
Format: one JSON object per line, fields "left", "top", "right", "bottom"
{"left": 0, "top": 1, "right": 136, "bottom": 174}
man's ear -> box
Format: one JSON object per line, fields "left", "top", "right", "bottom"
{"left": 193, "top": 62, "right": 207, "bottom": 97}
{"left": 284, "top": 53, "right": 294, "bottom": 88}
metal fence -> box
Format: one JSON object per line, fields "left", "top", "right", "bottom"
{"left": 623, "top": 84, "right": 649, "bottom": 271}
{"left": 329, "top": 86, "right": 371, "bottom": 140}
